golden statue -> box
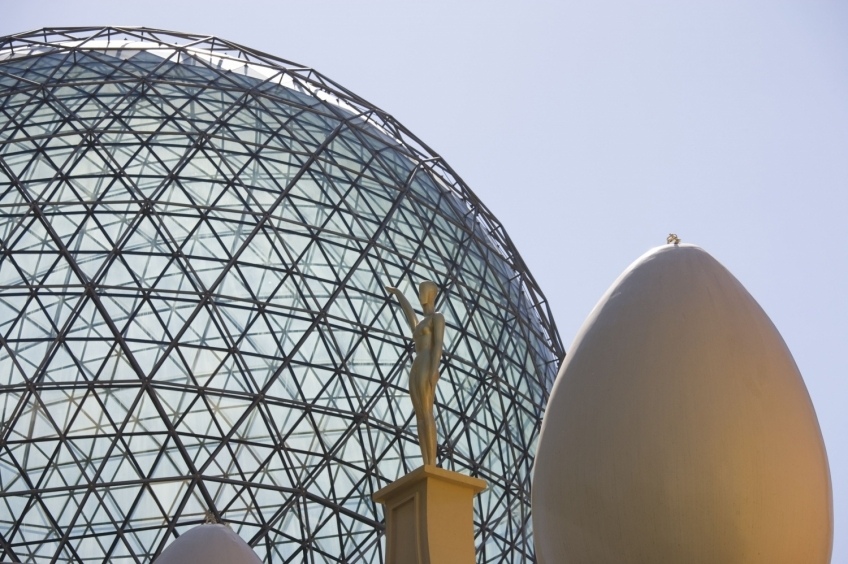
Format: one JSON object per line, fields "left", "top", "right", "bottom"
{"left": 386, "top": 281, "right": 445, "bottom": 467}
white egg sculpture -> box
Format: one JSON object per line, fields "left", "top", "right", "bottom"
{"left": 154, "top": 523, "right": 262, "bottom": 564}
{"left": 532, "top": 244, "right": 832, "bottom": 563}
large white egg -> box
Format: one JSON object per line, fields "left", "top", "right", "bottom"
{"left": 532, "top": 244, "right": 831, "bottom": 563}
{"left": 154, "top": 524, "right": 262, "bottom": 564}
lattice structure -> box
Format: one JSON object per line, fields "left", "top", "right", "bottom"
{"left": 0, "top": 27, "right": 564, "bottom": 563}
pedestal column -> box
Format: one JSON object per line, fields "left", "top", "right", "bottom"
{"left": 373, "top": 465, "right": 487, "bottom": 564}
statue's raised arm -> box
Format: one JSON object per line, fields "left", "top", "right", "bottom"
{"left": 385, "top": 286, "right": 418, "bottom": 331}
{"left": 386, "top": 281, "right": 445, "bottom": 467}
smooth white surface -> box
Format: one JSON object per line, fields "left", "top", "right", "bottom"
{"left": 154, "top": 524, "right": 262, "bottom": 564}
{"left": 533, "top": 244, "right": 832, "bottom": 564}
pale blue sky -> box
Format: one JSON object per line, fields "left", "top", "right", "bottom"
{"left": 3, "top": 1, "right": 847, "bottom": 560}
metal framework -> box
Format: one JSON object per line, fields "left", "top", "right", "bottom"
{"left": 0, "top": 27, "right": 565, "bottom": 563}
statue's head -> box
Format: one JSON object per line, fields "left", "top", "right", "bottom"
{"left": 418, "top": 280, "right": 439, "bottom": 308}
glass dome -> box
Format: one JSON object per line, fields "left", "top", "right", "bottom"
{"left": 0, "top": 27, "right": 564, "bottom": 562}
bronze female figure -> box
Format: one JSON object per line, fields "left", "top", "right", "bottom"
{"left": 386, "top": 281, "right": 445, "bottom": 467}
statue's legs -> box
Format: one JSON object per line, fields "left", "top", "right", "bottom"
{"left": 420, "top": 387, "right": 436, "bottom": 466}
{"left": 410, "top": 357, "right": 437, "bottom": 466}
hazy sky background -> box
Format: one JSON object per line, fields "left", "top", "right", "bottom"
{"left": 3, "top": 1, "right": 847, "bottom": 560}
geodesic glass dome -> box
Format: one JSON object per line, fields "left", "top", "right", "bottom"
{"left": 0, "top": 27, "right": 564, "bottom": 563}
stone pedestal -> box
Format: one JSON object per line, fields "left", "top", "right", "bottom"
{"left": 373, "top": 465, "right": 487, "bottom": 564}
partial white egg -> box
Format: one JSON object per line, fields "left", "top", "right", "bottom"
{"left": 532, "top": 244, "right": 831, "bottom": 563}
{"left": 154, "top": 523, "right": 262, "bottom": 563}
